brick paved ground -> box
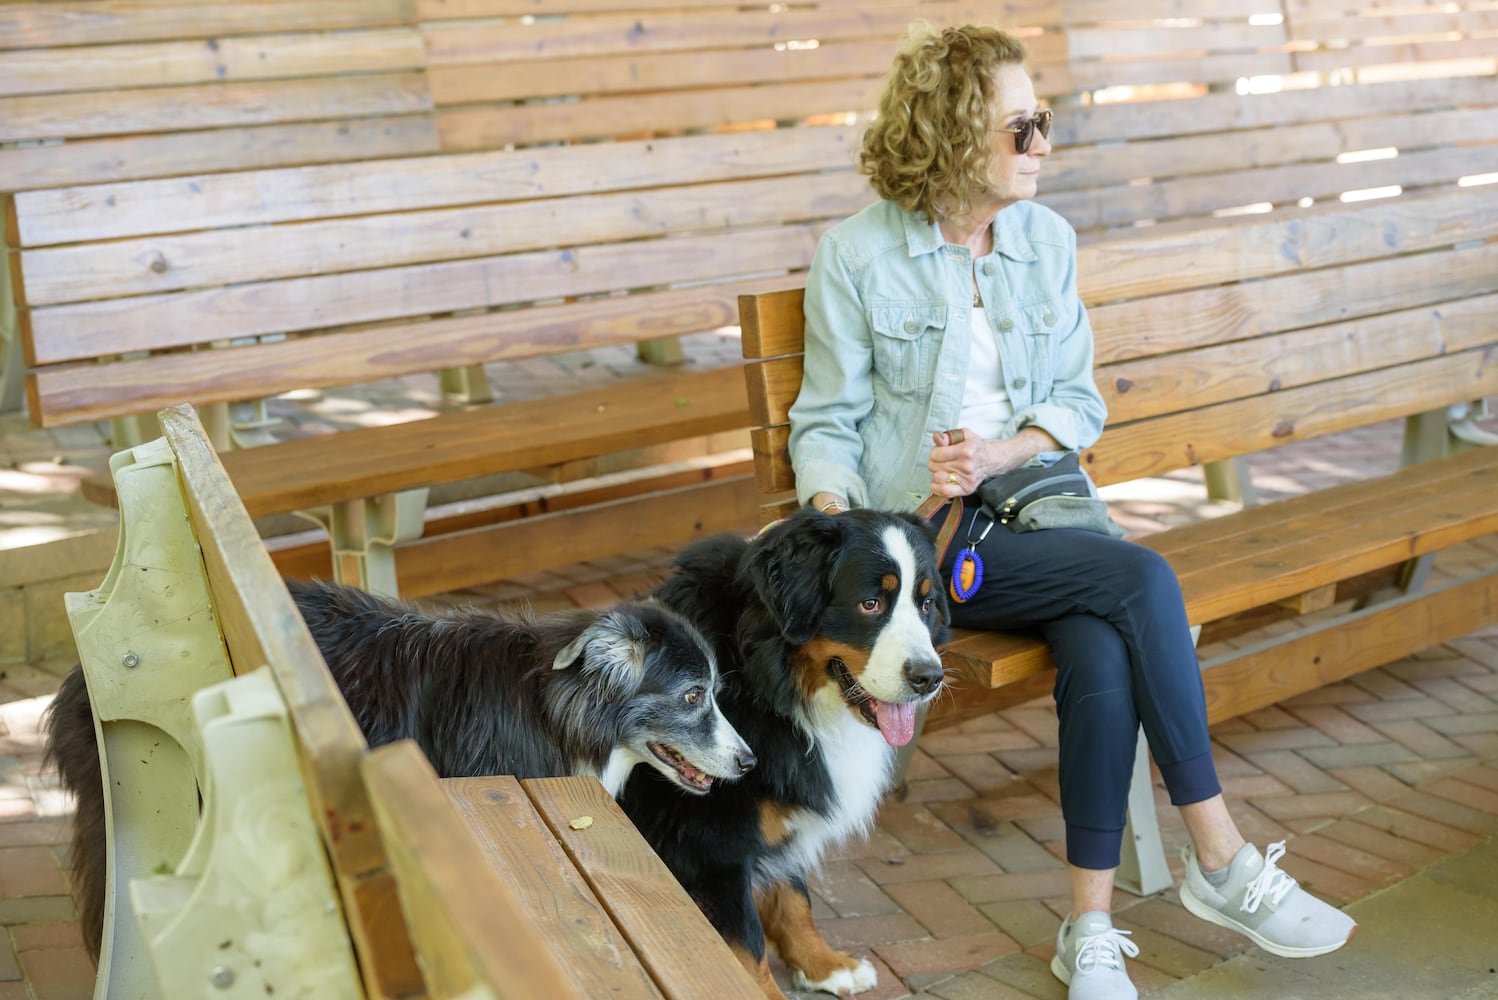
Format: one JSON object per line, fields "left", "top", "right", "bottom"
{"left": 0, "top": 362, "right": 1495, "bottom": 998}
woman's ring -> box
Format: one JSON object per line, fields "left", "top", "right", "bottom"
{"left": 947, "top": 472, "right": 960, "bottom": 485}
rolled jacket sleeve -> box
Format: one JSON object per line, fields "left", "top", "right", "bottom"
{"left": 788, "top": 233, "right": 874, "bottom": 507}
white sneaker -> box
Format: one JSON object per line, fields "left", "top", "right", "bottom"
{"left": 1050, "top": 911, "right": 1139, "bottom": 1000}
{"left": 1180, "top": 841, "right": 1357, "bottom": 958}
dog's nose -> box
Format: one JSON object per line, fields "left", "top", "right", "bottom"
{"left": 734, "top": 750, "right": 757, "bottom": 775}
{"left": 905, "top": 660, "right": 944, "bottom": 697}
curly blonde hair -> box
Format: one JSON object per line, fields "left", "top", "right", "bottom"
{"left": 859, "top": 23, "right": 1029, "bottom": 224}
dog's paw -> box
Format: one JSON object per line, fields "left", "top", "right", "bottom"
{"left": 791, "top": 956, "right": 878, "bottom": 996}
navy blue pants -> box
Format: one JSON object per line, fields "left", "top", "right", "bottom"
{"left": 938, "top": 510, "right": 1221, "bottom": 870}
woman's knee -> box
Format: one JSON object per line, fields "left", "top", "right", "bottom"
{"left": 1048, "top": 615, "right": 1130, "bottom": 700}
{"left": 1127, "top": 546, "right": 1186, "bottom": 609}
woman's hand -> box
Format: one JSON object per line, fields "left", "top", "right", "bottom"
{"left": 928, "top": 427, "right": 1058, "bottom": 497}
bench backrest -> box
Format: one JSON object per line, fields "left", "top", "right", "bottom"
{"left": 739, "top": 185, "right": 1498, "bottom": 521}
{"left": 159, "top": 402, "right": 592, "bottom": 997}
{"left": 0, "top": 2, "right": 435, "bottom": 191}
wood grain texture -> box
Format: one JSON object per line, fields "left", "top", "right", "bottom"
{"left": 10, "top": 125, "right": 857, "bottom": 245}
{"left": 363, "top": 743, "right": 577, "bottom": 999}
{"left": 523, "top": 777, "right": 767, "bottom": 1000}
{"left": 26, "top": 278, "right": 779, "bottom": 427}
{"left": 1, "top": 73, "right": 431, "bottom": 143}
{"left": 0, "top": 1, "right": 414, "bottom": 49}
{"left": 0, "top": 117, "right": 439, "bottom": 194}
{"left": 443, "top": 777, "right": 663, "bottom": 1000}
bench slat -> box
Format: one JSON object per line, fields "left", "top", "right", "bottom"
{"left": 0, "top": 117, "right": 439, "bottom": 193}
{"left": 1070, "top": 52, "right": 1297, "bottom": 90}
{"left": 422, "top": 1, "right": 1058, "bottom": 64}
{"left": 0, "top": 73, "right": 431, "bottom": 143}
{"left": 1049, "top": 144, "right": 1498, "bottom": 232}
{"left": 397, "top": 475, "right": 758, "bottom": 596}
{"left": 1067, "top": 21, "right": 1288, "bottom": 58}
{"left": 1091, "top": 241, "right": 1498, "bottom": 364}
{"left": 8, "top": 126, "right": 857, "bottom": 246}
{"left": 1201, "top": 568, "right": 1498, "bottom": 724}
{"left": 436, "top": 79, "right": 888, "bottom": 149}
{"left": 231, "top": 366, "right": 750, "bottom": 515}
{"left": 23, "top": 224, "right": 818, "bottom": 357}
{"left": 1077, "top": 187, "right": 1498, "bottom": 305}
{"left": 18, "top": 172, "right": 869, "bottom": 305}
{"left": 523, "top": 776, "right": 767, "bottom": 1000}
{"left": 443, "top": 776, "right": 665, "bottom": 999}
{"left": 1098, "top": 293, "right": 1497, "bottom": 424}
{"left": 1288, "top": 9, "right": 1498, "bottom": 42}
{"left": 25, "top": 278, "right": 779, "bottom": 427}
{"left": 1054, "top": 76, "right": 1498, "bottom": 146}
{"left": 1047, "top": 107, "right": 1498, "bottom": 195}
{"left": 0, "top": 29, "right": 426, "bottom": 97}
{"left": 362, "top": 743, "right": 579, "bottom": 999}
{"left": 0, "top": 1, "right": 412, "bottom": 49}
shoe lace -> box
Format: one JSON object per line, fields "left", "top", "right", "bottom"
{"left": 1241, "top": 840, "right": 1298, "bottom": 914}
{"left": 1074, "top": 927, "right": 1139, "bottom": 974}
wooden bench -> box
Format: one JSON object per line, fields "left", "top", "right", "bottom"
{"left": 0, "top": 1, "right": 440, "bottom": 415}
{"left": 739, "top": 183, "right": 1498, "bottom": 890}
{"left": 67, "top": 401, "right": 760, "bottom": 998}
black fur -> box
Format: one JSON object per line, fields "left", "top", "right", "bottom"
{"left": 620, "top": 507, "right": 950, "bottom": 994}
{"left": 41, "top": 667, "right": 107, "bottom": 962}
{"left": 46, "top": 578, "right": 751, "bottom": 964}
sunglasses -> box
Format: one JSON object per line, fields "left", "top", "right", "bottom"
{"left": 992, "top": 109, "right": 1053, "bottom": 154}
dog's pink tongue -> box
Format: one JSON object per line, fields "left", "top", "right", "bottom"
{"left": 871, "top": 699, "right": 916, "bottom": 747}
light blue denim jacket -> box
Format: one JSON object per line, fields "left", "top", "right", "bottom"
{"left": 788, "top": 198, "right": 1107, "bottom": 513}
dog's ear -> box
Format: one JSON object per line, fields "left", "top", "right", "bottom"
{"left": 552, "top": 610, "right": 648, "bottom": 700}
{"left": 742, "top": 509, "right": 842, "bottom": 645}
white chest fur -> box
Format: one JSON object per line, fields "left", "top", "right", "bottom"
{"left": 760, "top": 700, "right": 895, "bottom": 886}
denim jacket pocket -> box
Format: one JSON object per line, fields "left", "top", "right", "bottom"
{"left": 1017, "top": 299, "right": 1062, "bottom": 398}
{"left": 868, "top": 303, "right": 947, "bottom": 393}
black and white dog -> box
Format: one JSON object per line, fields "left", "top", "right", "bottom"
{"left": 620, "top": 507, "right": 950, "bottom": 998}
{"left": 45, "top": 578, "right": 755, "bottom": 962}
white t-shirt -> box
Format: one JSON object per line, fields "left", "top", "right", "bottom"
{"left": 958, "top": 307, "right": 1013, "bottom": 437}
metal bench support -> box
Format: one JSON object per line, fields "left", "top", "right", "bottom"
{"left": 297, "top": 489, "right": 430, "bottom": 597}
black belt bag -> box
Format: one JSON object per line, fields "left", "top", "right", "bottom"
{"left": 977, "top": 452, "right": 1122, "bottom": 537}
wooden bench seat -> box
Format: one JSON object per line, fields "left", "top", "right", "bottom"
{"left": 70, "top": 401, "right": 760, "bottom": 999}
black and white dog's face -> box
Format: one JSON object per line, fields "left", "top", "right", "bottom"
{"left": 551, "top": 603, "right": 755, "bottom": 795}
{"left": 743, "top": 508, "right": 950, "bottom": 747}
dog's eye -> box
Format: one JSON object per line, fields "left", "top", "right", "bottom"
{"left": 921, "top": 595, "right": 934, "bottom": 614}
{"left": 860, "top": 598, "right": 883, "bottom": 614}
{"left": 684, "top": 687, "right": 704, "bottom": 705}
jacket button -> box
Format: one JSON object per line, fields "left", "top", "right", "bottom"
{"left": 983, "top": 260, "right": 995, "bottom": 275}
{"left": 904, "top": 317, "right": 917, "bottom": 333}
{"left": 999, "top": 318, "right": 1014, "bottom": 332}
{"left": 1012, "top": 377, "right": 1027, "bottom": 389}
{"left": 1043, "top": 309, "right": 1056, "bottom": 325}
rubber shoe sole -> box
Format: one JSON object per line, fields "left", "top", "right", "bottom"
{"left": 1179, "top": 881, "right": 1356, "bottom": 958}
{"left": 1050, "top": 954, "right": 1073, "bottom": 985}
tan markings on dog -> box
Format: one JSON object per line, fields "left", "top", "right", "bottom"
{"left": 919, "top": 577, "right": 932, "bottom": 597}
{"left": 793, "top": 637, "right": 873, "bottom": 702}
{"left": 759, "top": 801, "right": 796, "bottom": 847}
{"left": 755, "top": 881, "right": 861, "bottom": 986}
{"left": 729, "top": 942, "right": 788, "bottom": 1000}
{"left": 881, "top": 572, "right": 898, "bottom": 593}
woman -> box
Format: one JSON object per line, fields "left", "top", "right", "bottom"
{"left": 788, "top": 22, "right": 1356, "bottom": 999}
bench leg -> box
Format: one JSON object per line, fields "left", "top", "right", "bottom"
{"left": 439, "top": 364, "right": 494, "bottom": 405}
{"left": 298, "top": 489, "right": 430, "bottom": 597}
{"left": 131, "top": 669, "right": 363, "bottom": 1000}
{"left": 226, "top": 398, "right": 283, "bottom": 448}
{"left": 1202, "top": 457, "right": 1257, "bottom": 506}
{"left": 1116, "top": 623, "right": 1202, "bottom": 896}
{"left": 637, "top": 337, "right": 686, "bottom": 366}
{"left": 0, "top": 322, "right": 21, "bottom": 414}
{"left": 66, "top": 437, "right": 238, "bottom": 999}
{"left": 1115, "top": 727, "right": 1172, "bottom": 896}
